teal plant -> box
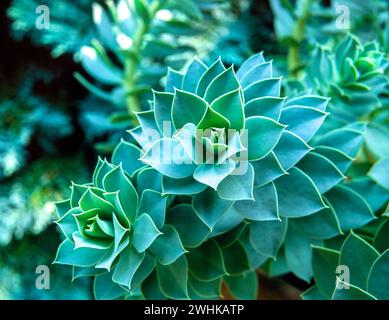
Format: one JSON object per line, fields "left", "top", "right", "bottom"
{"left": 307, "top": 35, "right": 389, "bottom": 130}
{"left": 305, "top": 34, "right": 389, "bottom": 221}
{"left": 52, "top": 52, "right": 373, "bottom": 299}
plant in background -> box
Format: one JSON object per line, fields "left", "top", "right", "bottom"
{"left": 0, "top": 67, "right": 73, "bottom": 179}
{"left": 304, "top": 34, "right": 389, "bottom": 224}
{"left": 269, "top": 0, "right": 389, "bottom": 77}
{"left": 76, "top": 0, "right": 229, "bottom": 121}
{"left": 8, "top": 0, "right": 97, "bottom": 57}
{"left": 0, "top": 229, "right": 92, "bottom": 299}
{"left": 0, "top": 155, "right": 87, "bottom": 246}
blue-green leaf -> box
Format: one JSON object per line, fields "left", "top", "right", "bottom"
{"left": 275, "top": 167, "right": 327, "bottom": 218}
{"left": 249, "top": 219, "right": 287, "bottom": 258}
{"left": 149, "top": 225, "right": 187, "bottom": 265}
{"left": 217, "top": 163, "right": 254, "bottom": 201}
{"left": 234, "top": 182, "right": 279, "bottom": 221}
{"left": 132, "top": 214, "right": 161, "bottom": 253}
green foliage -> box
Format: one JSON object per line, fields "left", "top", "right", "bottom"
{"left": 0, "top": 155, "right": 88, "bottom": 246}
{"left": 0, "top": 68, "right": 73, "bottom": 179}
{"left": 8, "top": 0, "right": 96, "bottom": 57}
{"left": 52, "top": 53, "right": 379, "bottom": 299}
{"left": 303, "top": 230, "right": 389, "bottom": 300}
{"left": 76, "top": 0, "right": 230, "bottom": 120}
{"left": 0, "top": 228, "right": 92, "bottom": 299}
{"left": 2, "top": 0, "right": 389, "bottom": 301}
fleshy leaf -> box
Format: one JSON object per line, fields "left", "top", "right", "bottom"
{"left": 204, "top": 66, "right": 240, "bottom": 104}
{"left": 94, "top": 272, "right": 127, "bottom": 300}
{"left": 224, "top": 271, "right": 258, "bottom": 300}
{"left": 249, "top": 219, "right": 287, "bottom": 258}
{"left": 245, "top": 116, "right": 285, "bottom": 160}
{"left": 217, "top": 163, "right": 254, "bottom": 201}
{"left": 182, "top": 58, "right": 207, "bottom": 93}
{"left": 251, "top": 152, "right": 287, "bottom": 187}
{"left": 324, "top": 185, "right": 375, "bottom": 231}
{"left": 166, "top": 204, "right": 209, "bottom": 248}
{"left": 193, "top": 160, "right": 236, "bottom": 190}
{"left": 196, "top": 58, "right": 226, "bottom": 97}
{"left": 280, "top": 106, "right": 328, "bottom": 142}
{"left": 273, "top": 130, "right": 312, "bottom": 171}
{"left": 112, "top": 140, "right": 144, "bottom": 177}
{"left": 187, "top": 239, "right": 226, "bottom": 281}
{"left": 153, "top": 90, "right": 175, "bottom": 135}
{"left": 192, "top": 188, "right": 233, "bottom": 230}
{"left": 162, "top": 175, "right": 207, "bottom": 195}
{"left": 367, "top": 249, "right": 389, "bottom": 300}
{"left": 172, "top": 89, "right": 207, "bottom": 129}
{"left": 103, "top": 166, "right": 139, "bottom": 222}
{"left": 112, "top": 245, "right": 144, "bottom": 289}
{"left": 339, "top": 232, "right": 379, "bottom": 289}
{"left": 138, "top": 190, "right": 167, "bottom": 228}
{"left": 332, "top": 280, "right": 377, "bottom": 300}
{"left": 234, "top": 182, "right": 279, "bottom": 221}
{"left": 210, "top": 89, "right": 244, "bottom": 130}
{"left": 244, "top": 97, "right": 284, "bottom": 120}
{"left": 297, "top": 152, "right": 345, "bottom": 194}
{"left": 243, "top": 78, "right": 281, "bottom": 102}
{"left": 275, "top": 167, "right": 327, "bottom": 218}
{"left": 156, "top": 256, "right": 189, "bottom": 299}
{"left": 132, "top": 214, "right": 161, "bottom": 253}
{"left": 54, "top": 239, "right": 105, "bottom": 267}
{"left": 312, "top": 246, "right": 340, "bottom": 298}
{"left": 149, "top": 225, "right": 186, "bottom": 265}
{"left": 141, "top": 137, "right": 196, "bottom": 179}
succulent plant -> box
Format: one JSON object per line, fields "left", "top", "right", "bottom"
{"left": 307, "top": 35, "right": 389, "bottom": 130}
{"left": 53, "top": 52, "right": 379, "bottom": 299}
{"left": 54, "top": 161, "right": 176, "bottom": 299}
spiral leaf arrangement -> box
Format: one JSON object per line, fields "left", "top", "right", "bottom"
{"left": 53, "top": 53, "right": 374, "bottom": 299}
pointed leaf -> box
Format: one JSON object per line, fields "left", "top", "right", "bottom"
{"left": 192, "top": 189, "right": 233, "bottom": 230}
{"left": 217, "top": 163, "right": 254, "bottom": 201}
{"left": 166, "top": 204, "right": 209, "bottom": 248}
{"left": 187, "top": 239, "right": 226, "bottom": 281}
{"left": 156, "top": 256, "right": 189, "bottom": 299}
{"left": 340, "top": 232, "right": 379, "bottom": 289}
{"left": 204, "top": 67, "right": 240, "bottom": 104}
{"left": 234, "top": 182, "right": 279, "bottom": 221}
{"left": 249, "top": 219, "right": 287, "bottom": 258}
{"left": 275, "top": 167, "right": 326, "bottom": 218}
{"left": 149, "top": 224, "right": 186, "bottom": 265}
{"left": 132, "top": 213, "right": 161, "bottom": 252}
{"left": 245, "top": 116, "right": 285, "bottom": 160}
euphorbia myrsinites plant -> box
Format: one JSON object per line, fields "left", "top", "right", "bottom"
{"left": 53, "top": 52, "right": 383, "bottom": 300}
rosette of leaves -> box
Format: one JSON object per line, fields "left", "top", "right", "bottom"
{"left": 304, "top": 34, "right": 389, "bottom": 222}
{"left": 53, "top": 159, "right": 186, "bottom": 299}
{"left": 76, "top": 0, "right": 225, "bottom": 117}
{"left": 302, "top": 230, "right": 389, "bottom": 300}
{"left": 307, "top": 35, "right": 389, "bottom": 130}
{"left": 101, "top": 54, "right": 371, "bottom": 298}
{"left": 54, "top": 52, "right": 374, "bottom": 300}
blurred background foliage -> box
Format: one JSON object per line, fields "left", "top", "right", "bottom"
{"left": 0, "top": 0, "right": 388, "bottom": 299}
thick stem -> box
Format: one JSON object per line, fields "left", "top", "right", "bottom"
{"left": 287, "top": 0, "right": 312, "bottom": 78}
{"left": 123, "top": 1, "right": 161, "bottom": 115}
